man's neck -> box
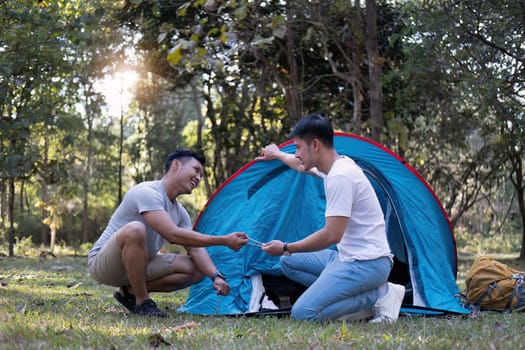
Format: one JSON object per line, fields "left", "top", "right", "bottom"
{"left": 161, "top": 176, "right": 181, "bottom": 203}
{"left": 317, "top": 149, "right": 340, "bottom": 174}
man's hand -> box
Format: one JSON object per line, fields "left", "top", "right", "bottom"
{"left": 261, "top": 239, "right": 285, "bottom": 256}
{"left": 224, "top": 232, "right": 248, "bottom": 251}
{"left": 255, "top": 144, "right": 282, "bottom": 161}
{"left": 213, "top": 277, "right": 230, "bottom": 296}
{"left": 255, "top": 143, "right": 310, "bottom": 174}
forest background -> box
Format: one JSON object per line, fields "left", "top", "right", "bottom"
{"left": 0, "top": 0, "right": 524, "bottom": 261}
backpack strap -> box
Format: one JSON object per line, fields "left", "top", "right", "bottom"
{"left": 473, "top": 281, "right": 497, "bottom": 306}
{"left": 505, "top": 274, "right": 524, "bottom": 310}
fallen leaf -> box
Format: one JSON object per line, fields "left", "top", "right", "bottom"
{"left": 167, "top": 321, "right": 201, "bottom": 332}
{"left": 67, "top": 282, "right": 82, "bottom": 288}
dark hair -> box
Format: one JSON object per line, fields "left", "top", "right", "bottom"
{"left": 289, "top": 113, "right": 334, "bottom": 148}
{"left": 165, "top": 148, "right": 206, "bottom": 173}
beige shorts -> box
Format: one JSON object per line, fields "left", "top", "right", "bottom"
{"left": 88, "top": 234, "right": 176, "bottom": 287}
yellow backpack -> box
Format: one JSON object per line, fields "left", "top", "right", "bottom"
{"left": 465, "top": 256, "right": 525, "bottom": 311}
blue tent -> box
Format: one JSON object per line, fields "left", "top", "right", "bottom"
{"left": 180, "top": 132, "right": 469, "bottom": 315}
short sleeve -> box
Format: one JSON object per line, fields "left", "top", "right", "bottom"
{"left": 131, "top": 185, "right": 165, "bottom": 214}
{"left": 325, "top": 175, "right": 355, "bottom": 218}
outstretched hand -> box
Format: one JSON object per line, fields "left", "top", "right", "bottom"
{"left": 255, "top": 144, "right": 281, "bottom": 161}
{"left": 261, "top": 240, "right": 285, "bottom": 256}
{"left": 224, "top": 232, "right": 248, "bottom": 251}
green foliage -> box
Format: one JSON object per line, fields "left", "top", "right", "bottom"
{"left": 0, "top": 0, "right": 73, "bottom": 179}
{"left": 455, "top": 227, "right": 522, "bottom": 257}
{"left": 12, "top": 214, "right": 41, "bottom": 245}
{"left": 381, "top": 0, "right": 525, "bottom": 255}
{"left": 12, "top": 236, "right": 35, "bottom": 257}
{"left": 120, "top": 0, "right": 408, "bottom": 187}
{"left": 0, "top": 0, "right": 523, "bottom": 257}
{"left": 0, "top": 0, "right": 135, "bottom": 254}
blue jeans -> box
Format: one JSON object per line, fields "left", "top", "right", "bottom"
{"left": 280, "top": 249, "right": 392, "bottom": 321}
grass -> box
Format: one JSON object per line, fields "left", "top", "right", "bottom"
{"left": 1, "top": 241, "right": 525, "bottom": 349}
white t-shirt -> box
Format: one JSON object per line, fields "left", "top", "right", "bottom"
{"left": 88, "top": 180, "right": 191, "bottom": 261}
{"left": 315, "top": 156, "right": 392, "bottom": 262}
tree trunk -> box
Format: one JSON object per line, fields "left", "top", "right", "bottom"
{"left": 191, "top": 81, "right": 204, "bottom": 153}
{"left": 19, "top": 180, "right": 24, "bottom": 213}
{"left": 512, "top": 152, "right": 525, "bottom": 260}
{"left": 518, "top": 193, "right": 525, "bottom": 260}
{"left": 40, "top": 180, "right": 49, "bottom": 245}
{"left": 285, "top": 18, "right": 301, "bottom": 120}
{"left": 351, "top": 0, "right": 363, "bottom": 133}
{"left": 190, "top": 82, "right": 212, "bottom": 197}
{"left": 49, "top": 192, "right": 57, "bottom": 254}
{"left": 365, "top": 0, "right": 384, "bottom": 142}
{"left": 40, "top": 137, "right": 49, "bottom": 246}
{"left": 118, "top": 100, "right": 124, "bottom": 205}
{"left": 0, "top": 182, "right": 5, "bottom": 231}
{"left": 8, "top": 178, "right": 15, "bottom": 257}
{"left": 81, "top": 86, "right": 94, "bottom": 243}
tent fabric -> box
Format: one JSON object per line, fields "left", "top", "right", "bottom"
{"left": 179, "top": 132, "right": 469, "bottom": 315}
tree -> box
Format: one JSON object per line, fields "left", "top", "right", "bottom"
{"left": 119, "top": 0, "right": 403, "bottom": 189}
{"left": 1, "top": 0, "right": 126, "bottom": 252}
{"left": 0, "top": 0, "right": 74, "bottom": 255}
{"left": 451, "top": 0, "right": 525, "bottom": 258}
{"left": 390, "top": 0, "right": 525, "bottom": 255}
{"left": 365, "top": 0, "right": 383, "bottom": 142}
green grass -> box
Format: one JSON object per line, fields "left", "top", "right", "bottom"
{"left": 1, "top": 247, "right": 525, "bottom": 349}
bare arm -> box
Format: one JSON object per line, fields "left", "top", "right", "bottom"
{"left": 185, "top": 246, "right": 217, "bottom": 276}
{"left": 185, "top": 246, "right": 231, "bottom": 295}
{"left": 143, "top": 210, "right": 248, "bottom": 251}
{"left": 256, "top": 144, "right": 309, "bottom": 173}
{"left": 262, "top": 216, "right": 348, "bottom": 255}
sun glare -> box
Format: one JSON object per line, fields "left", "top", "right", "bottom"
{"left": 95, "top": 70, "right": 138, "bottom": 116}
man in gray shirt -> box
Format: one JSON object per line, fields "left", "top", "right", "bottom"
{"left": 88, "top": 149, "right": 248, "bottom": 317}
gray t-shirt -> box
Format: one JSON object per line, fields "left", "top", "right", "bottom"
{"left": 88, "top": 180, "right": 191, "bottom": 261}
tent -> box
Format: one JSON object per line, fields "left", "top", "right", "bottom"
{"left": 180, "top": 132, "right": 469, "bottom": 316}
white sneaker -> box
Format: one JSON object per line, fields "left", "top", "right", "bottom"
{"left": 337, "top": 308, "right": 373, "bottom": 322}
{"left": 369, "top": 282, "right": 405, "bottom": 324}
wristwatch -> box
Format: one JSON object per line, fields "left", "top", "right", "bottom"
{"left": 210, "top": 271, "right": 226, "bottom": 282}
{"left": 283, "top": 243, "right": 292, "bottom": 256}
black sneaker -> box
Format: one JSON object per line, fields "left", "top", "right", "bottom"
{"left": 113, "top": 286, "right": 135, "bottom": 313}
{"left": 134, "top": 299, "right": 168, "bottom": 318}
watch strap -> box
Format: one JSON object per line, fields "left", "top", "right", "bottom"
{"left": 283, "top": 242, "right": 291, "bottom": 256}
{"left": 210, "top": 271, "right": 226, "bottom": 282}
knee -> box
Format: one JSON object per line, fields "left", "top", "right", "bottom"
{"left": 175, "top": 270, "right": 205, "bottom": 290}
{"left": 280, "top": 256, "right": 293, "bottom": 275}
{"left": 291, "top": 303, "right": 318, "bottom": 321}
{"left": 289, "top": 294, "right": 318, "bottom": 321}
{"left": 192, "top": 270, "right": 205, "bottom": 284}
{"left": 118, "top": 221, "right": 147, "bottom": 245}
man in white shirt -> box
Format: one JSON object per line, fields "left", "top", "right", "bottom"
{"left": 258, "top": 114, "right": 404, "bottom": 323}
{"left": 88, "top": 149, "right": 248, "bottom": 317}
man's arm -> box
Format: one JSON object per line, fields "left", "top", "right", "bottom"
{"left": 256, "top": 144, "right": 312, "bottom": 174}
{"left": 262, "top": 216, "right": 348, "bottom": 255}
{"left": 184, "top": 246, "right": 217, "bottom": 276}
{"left": 185, "top": 246, "right": 230, "bottom": 295}
{"left": 142, "top": 210, "right": 247, "bottom": 251}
